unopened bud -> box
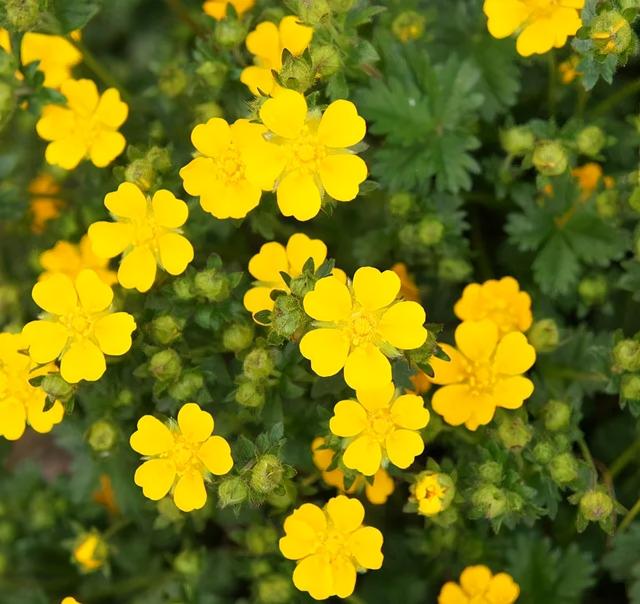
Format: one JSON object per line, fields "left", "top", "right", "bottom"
{"left": 621, "top": 373, "right": 640, "bottom": 400}
{"left": 2, "top": 0, "right": 43, "bottom": 32}
{"left": 194, "top": 102, "right": 224, "bottom": 123}
{"left": 528, "top": 318, "right": 560, "bottom": 353}
{"left": 41, "top": 373, "right": 75, "bottom": 402}
{"left": 549, "top": 452, "right": 578, "bottom": 485}
{"left": 218, "top": 476, "right": 248, "bottom": 507}
{"left": 579, "top": 489, "right": 614, "bottom": 521}
{"left": 243, "top": 348, "right": 275, "bottom": 381}
{"left": 327, "top": 0, "right": 355, "bottom": 12}
{"left": 392, "top": 11, "right": 426, "bottom": 42}
{"left": 194, "top": 269, "right": 230, "bottom": 302}
{"left": 271, "top": 295, "right": 307, "bottom": 338}
{"left": 245, "top": 524, "right": 278, "bottom": 555}
{"left": 497, "top": 416, "right": 532, "bottom": 450}
{"left": 168, "top": 372, "right": 204, "bottom": 401}
{"left": 150, "top": 315, "right": 183, "bottom": 345}
{"left": 149, "top": 349, "right": 182, "bottom": 382}
{"left": 280, "top": 57, "right": 314, "bottom": 92}
{"left": 612, "top": 339, "right": 640, "bottom": 373}
{"left": 590, "top": 11, "right": 633, "bottom": 55}
{"left": 215, "top": 19, "right": 247, "bottom": 47}
{"left": 389, "top": 192, "right": 414, "bottom": 216}
{"left": 235, "top": 381, "right": 265, "bottom": 408}
{"left": 124, "top": 158, "right": 154, "bottom": 191}
{"left": 438, "top": 257, "right": 472, "bottom": 283}
{"left": 87, "top": 420, "right": 118, "bottom": 453}
{"left": 196, "top": 60, "right": 228, "bottom": 89}
{"left": 533, "top": 140, "right": 568, "bottom": 176}
{"left": 596, "top": 190, "right": 618, "bottom": 219}
{"left": 223, "top": 323, "right": 255, "bottom": 353}
{"left": 471, "top": 484, "right": 507, "bottom": 519}
{"left": 257, "top": 574, "right": 294, "bottom": 604}
{"left": 543, "top": 399, "right": 572, "bottom": 431}
{"left": 173, "top": 274, "right": 195, "bottom": 300}
{"left": 250, "top": 454, "right": 285, "bottom": 495}
{"left": 578, "top": 275, "right": 608, "bottom": 306}
{"left": 174, "top": 549, "right": 202, "bottom": 577}
{"left": 73, "top": 532, "right": 108, "bottom": 573}
{"left": 417, "top": 217, "right": 444, "bottom": 246}
{"left": 501, "top": 126, "right": 535, "bottom": 156}
{"left": 506, "top": 491, "right": 524, "bottom": 513}
{"left": 576, "top": 126, "right": 606, "bottom": 157}
{"left": 296, "top": 0, "right": 331, "bottom": 24}
{"left": 158, "top": 63, "right": 188, "bottom": 97}
{"left": 311, "top": 45, "right": 341, "bottom": 78}
{"left": 478, "top": 461, "right": 502, "bottom": 484}
{"left": 628, "top": 187, "right": 640, "bottom": 212}
{"left": 533, "top": 441, "right": 554, "bottom": 464}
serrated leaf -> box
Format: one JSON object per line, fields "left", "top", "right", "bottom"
{"left": 562, "top": 211, "right": 629, "bottom": 266}
{"left": 532, "top": 233, "right": 580, "bottom": 297}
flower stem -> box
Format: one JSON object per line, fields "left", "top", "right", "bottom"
{"left": 590, "top": 78, "right": 640, "bottom": 117}
{"left": 610, "top": 439, "right": 640, "bottom": 479}
{"left": 619, "top": 496, "right": 640, "bottom": 532}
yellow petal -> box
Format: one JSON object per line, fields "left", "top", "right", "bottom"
{"left": 355, "top": 382, "right": 395, "bottom": 411}
{"left": 279, "top": 16, "right": 313, "bottom": 56}
{"left": 365, "top": 470, "right": 394, "bottom": 505}
{"left": 130, "top": 415, "right": 174, "bottom": 455}
{"left": 378, "top": 301, "right": 427, "bottom": 350}
{"left": 32, "top": 272, "right": 77, "bottom": 315}
{"left": 343, "top": 345, "right": 391, "bottom": 390}
{"left": 76, "top": 269, "right": 113, "bottom": 313}
{"left": 243, "top": 286, "right": 276, "bottom": 315}
{"left": 319, "top": 153, "right": 367, "bottom": 202}
{"left": 303, "top": 275, "right": 352, "bottom": 321}
{"left": 180, "top": 157, "right": 216, "bottom": 196}
{"left": 285, "top": 233, "right": 327, "bottom": 277}
{"left": 276, "top": 170, "right": 322, "bottom": 221}
{"left": 325, "top": 495, "right": 364, "bottom": 532}
{"left": 134, "top": 459, "right": 176, "bottom": 500}
{"left": 95, "top": 88, "right": 128, "bottom": 128}
{"left": 177, "top": 402, "right": 214, "bottom": 442}
{"left": 292, "top": 553, "right": 333, "bottom": 600}
{"left": 248, "top": 242, "right": 288, "bottom": 282}
{"left": 89, "top": 131, "right": 126, "bottom": 167}
{"left": 280, "top": 503, "right": 326, "bottom": 560}
{"left": 246, "top": 21, "right": 281, "bottom": 67}
{"left": 299, "top": 328, "right": 350, "bottom": 377}
{"left": 60, "top": 339, "right": 106, "bottom": 383}
{"left": 198, "top": 435, "right": 233, "bottom": 475}
{"left": 104, "top": 182, "right": 148, "bottom": 220}
{"left": 431, "top": 384, "right": 474, "bottom": 426}
{"left": 191, "top": 118, "right": 231, "bottom": 157}
{"left": 347, "top": 526, "right": 384, "bottom": 569}
{"left": 486, "top": 573, "right": 520, "bottom": 604}
{"left": 343, "top": 435, "right": 382, "bottom": 476}
{"left": 36, "top": 105, "right": 74, "bottom": 140}
{"left": 240, "top": 65, "right": 277, "bottom": 96}
{"left": 331, "top": 556, "right": 357, "bottom": 599}
{"left": 493, "top": 331, "right": 536, "bottom": 375}
{"left": 516, "top": 18, "right": 556, "bottom": 56}
{"left": 0, "top": 398, "right": 27, "bottom": 441}
{"left": 45, "top": 137, "right": 88, "bottom": 170}
{"left": 93, "top": 312, "right": 136, "bottom": 356}
{"left": 429, "top": 344, "right": 466, "bottom": 385}
{"left": 260, "top": 89, "right": 307, "bottom": 139}
{"left": 158, "top": 233, "right": 194, "bottom": 276}
{"left": 385, "top": 428, "right": 424, "bottom": 469}
{"left": 318, "top": 100, "right": 366, "bottom": 148}
{"left": 22, "top": 320, "right": 69, "bottom": 364}
{"left": 202, "top": 179, "right": 262, "bottom": 219}
{"left": 438, "top": 582, "right": 468, "bottom": 604}
{"left": 455, "top": 320, "right": 498, "bottom": 361}
{"left": 483, "top": 0, "right": 529, "bottom": 39}
{"left": 329, "top": 400, "right": 367, "bottom": 437}
{"left": 27, "top": 398, "right": 64, "bottom": 434}
{"left": 492, "top": 376, "right": 534, "bottom": 409}
{"left": 118, "top": 246, "right": 157, "bottom": 292}
{"left": 88, "top": 221, "right": 133, "bottom": 258}
{"left": 61, "top": 79, "right": 99, "bottom": 115}
{"left": 152, "top": 189, "right": 188, "bottom": 228}
{"left": 460, "top": 565, "right": 493, "bottom": 596}
{"left": 390, "top": 394, "right": 430, "bottom": 429}
{"left": 173, "top": 470, "right": 207, "bottom": 512}
{"left": 352, "top": 267, "right": 400, "bottom": 311}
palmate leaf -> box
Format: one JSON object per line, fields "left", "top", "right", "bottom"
{"left": 603, "top": 524, "right": 640, "bottom": 604}
{"left": 532, "top": 233, "right": 581, "bottom": 297}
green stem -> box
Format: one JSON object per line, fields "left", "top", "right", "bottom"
{"left": 577, "top": 434, "right": 597, "bottom": 476}
{"left": 547, "top": 51, "right": 557, "bottom": 117}
{"left": 619, "top": 496, "right": 640, "bottom": 532}
{"left": 590, "top": 78, "right": 640, "bottom": 117}
{"left": 610, "top": 439, "right": 640, "bottom": 479}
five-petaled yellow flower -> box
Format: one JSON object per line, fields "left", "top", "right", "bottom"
{"left": 22, "top": 269, "right": 137, "bottom": 384}
{"left": 241, "top": 16, "right": 313, "bottom": 96}
{"left": 259, "top": 89, "right": 368, "bottom": 221}
{"left": 454, "top": 276, "right": 532, "bottom": 336}
{"left": 438, "top": 565, "right": 520, "bottom": 604}
{"left": 300, "top": 267, "right": 427, "bottom": 390}
{"left": 179, "top": 118, "right": 280, "bottom": 220}
{"left": 329, "top": 381, "right": 430, "bottom": 476}
{"left": 0, "top": 333, "right": 64, "bottom": 441}
{"left": 410, "top": 471, "right": 455, "bottom": 517}
{"left": 311, "top": 437, "right": 394, "bottom": 505}
{"left": 430, "top": 320, "right": 536, "bottom": 431}
{"left": 203, "top": 0, "right": 254, "bottom": 20}
{"left": 36, "top": 79, "right": 128, "bottom": 170}
{"left": 39, "top": 235, "right": 117, "bottom": 285}
{"left": 72, "top": 531, "right": 107, "bottom": 573}
{"left": 279, "top": 495, "right": 383, "bottom": 600}
{"left": 88, "top": 182, "right": 194, "bottom": 293}
{"left": 483, "top": 0, "right": 584, "bottom": 57}
{"left": 130, "top": 402, "right": 233, "bottom": 512}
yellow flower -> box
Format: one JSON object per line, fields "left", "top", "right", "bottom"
{"left": 483, "top": 0, "right": 584, "bottom": 57}
{"left": 241, "top": 16, "right": 313, "bottom": 96}
{"left": 36, "top": 79, "right": 128, "bottom": 170}
{"left": 430, "top": 320, "right": 536, "bottom": 431}
{"left": 279, "top": 495, "right": 383, "bottom": 600}
{"left": 61, "top": 598, "right": 82, "bottom": 604}
{"left": 93, "top": 474, "right": 119, "bottom": 516}
{"left": 258, "top": 89, "right": 368, "bottom": 221}
{"left": 438, "top": 565, "right": 520, "bottom": 604}
{"left": 454, "top": 276, "right": 532, "bottom": 336}
{"left": 300, "top": 267, "right": 427, "bottom": 390}
{"left": 392, "top": 262, "right": 420, "bottom": 302}
{"left": 311, "top": 437, "right": 394, "bottom": 505}
{"left": 203, "top": 0, "right": 254, "bottom": 20}
{"left": 39, "top": 235, "right": 117, "bottom": 285}
{"left": 410, "top": 370, "right": 432, "bottom": 395}
{"left": 22, "top": 269, "right": 137, "bottom": 384}
{"left": 572, "top": 162, "right": 614, "bottom": 198}
{"left": 0, "top": 332, "right": 64, "bottom": 441}
{"left": 410, "top": 471, "right": 455, "bottom": 517}
{"left": 179, "top": 118, "right": 281, "bottom": 219}
{"left": 329, "top": 381, "right": 429, "bottom": 476}
{"left": 29, "top": 174, "right": 64, "bottom": 234}
{"left": 559, "top": 55, "right": 581, "bottom": 83}
{"left": 88, "top": 182, "right": 194, "bottom": 293}
{"left": 130, "top": 402, "right": 233, "bottom": 512}
{"left": 73, "top": 532, "right": 107, "bottom": 573}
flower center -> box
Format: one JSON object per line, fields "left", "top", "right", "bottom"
{"left": 217, "top": 144, "right": 245, "bottom": 182}
{"left": 416, "top": 477, "right": 445, "bottom": 501}
{"left": 285, "top": 124, "right": 327, "bottom": 175}
{"left": 318, "top": 526, "right": 349, "bottom": 559}
{"left": 169, "top": 433, "right": 203, "bottom": 476}
{"left": 62, "top": 308, "right": 96, "bottom": 340}
{"left": 366, "top": 408, "right": 395, "bottom": 442}
{"left": 345, "top": 308, "right": 380, "bottom": 347}
{"left": 464, "top": 360, "right": 496, "bottom": 395}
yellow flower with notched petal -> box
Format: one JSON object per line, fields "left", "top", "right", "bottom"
{"left": 203, "top": 0, "right": 254, "bottom": 20}
{"left": 410, "top": 471, "right": 455, "bottom": 517}
{"left": 258, "top": 89, "right": 368, "bottom": 221}
{"left": 61, "top": 598, "right": 82, "bottom": 604}
{"left": 279, "top": 495, "right": 383, "bottom": 600}
{"left": 483, "top": 0, "right": 584, "bottom": 57}
{"left": 241, "top": 16, "right": 313, "bottom": 96}
{"left": 29, "top": 174, "right": 64, "bottom": 234}
{"left": 179, "top": 118, "right": 281, "bottom": 220}
{"left": 36, "top": 79, "right": 128, "bottom": 170}
{"left": 430, "top": 320, "right": 536, "bottom": 431}
{"left": 88, "top": 182, "right": 194, "bottom": 293}
{"left": 300, "top": 267, "right": 428, "bottom": 390}
{"left": 454, "top": 276, "right": 532, "bottom": 336}
{"left": 0, "top": 333, "right": 64, "bottom": 441}
{"left": 329, "top": 382, "right": 429, "bottom": 476}
{"left": 438, "top": 565, "right": 520, "bottom": 604}
{"left": 311, "top": 437, "right": 394, "bottom": 505}
{"left": 130, "top": 402, "right": 233, "bottom": 512}
{"left": 39, "top": 235, "right": 117, "bottom": 285}
{"left": 22, "top": 269, "right": 136, "bottom": 384}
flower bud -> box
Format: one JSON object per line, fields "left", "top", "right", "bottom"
{"left": 296, "top": 0, "right": 331, "bottom": 24}
{"left": 417, "top": 217, "right": 444, "bottom": 246}
{"left": 245, "top": 524, "right": 278, "bottom": 555}
{"left": 158, "top": 63, "right": 188, "bottom": 97}
{"left": 596, "top": 190, "right": 619, "bottom": 219}
{"left": 500, "top": 126, "right": 535, "bottom": 156}
{"left": 272, "top": 294, "right": 307, "bottom": 338}
{"left": 235, "top": 381, "right": 265, "bottom": 408}
{"left": 506, "top": 491, "right": 524, "bottom": 513}
{"left": 392, "top": 11, "right": 426, "bottom": 42}
{"left": 194, "top": 269, "right": 230, "bottom": 302}
{"left": 168, "top": 372, "right": 204, "bottom": 401}
{"left": 124, "top": 158, "right": 155, "bottom": 192}
{"left": 576, "top": 126, "right": 606, "bottom": 157}
{"left": 174, "top": 549, "right": 202, "bottom": 577}
{"left": 116, "top": 388, "right": 134, "bottom": 407}
{"left": 157, "top": 497, "right": 183, "bottom": 522}
{"left": 280, "top": 57, "right": 314, "bottom": 92}
{"left": 549, "top": 452, "right": 578, "bottom": 485}
{"left": 218, "top": 476, "right": 248, "bottom": 507}
{"left": 590, "top": 11, "right": 633, "bottom": 55}
{"left": 438, "top": 257, "right": 472, "bottom": 283}
{"left": 173, "top": 274, "right": 196, "bottom": 300}
{"left": 543, "top": 400, "right": 572, "bottom": 431}
{"left": 497, "top": 416, "right": 532, "bottom": 450}
{"left": 578, "top": 274, "right": 608, "bottom": 306}
{"left": 471, "top": 484, "right": 508, "bottom": 519}
{"left": 311, "top": 45, "right": 341, "bottom": 78}
{"left": 150, "top": 315, "right": 183, "bottom": 345}
{"left": 41, "top": 373, "right": 75, "bottom": 402}
{"left": 533, "top": 441, "right": 554, "bottom": 464}
{"left": 0, "top": 552, "right": 6, "bottom": 575}
{"left": 73, "top": 532, "right": 108, "bottom": 573}
{"left": 410, "top": 471, "right": 455, "bottom": 517}
{"left": 532, "top": 140, "right": 568, "bottom": 176}
{"left": 528, "top": 319, "right": 560, "bottom": 353}
{"left": 478, "top": 461, "right": 503, "bottom": 484}
{"left": 256, "top": 574, "right": 294, "bottom": 604}
{"left": 149, "top": 349, "right": 182, "bottom": 382}
{"left": 29, "top": 492, "right": 56, "bottom": 530}
{"left": 267, "top": 479, "right": 297, "bottom": 509}
{"left": 215, "top": 19, "right": 247, "bottom": 47}
{"left": 194, "top": 101, "right": 224, "bottom": 124}
{"left": 628, "top": 187, "right": 640, "bottom": 212}
{"left": 243, "top": 348, "right": 275, "bottom": 381}
{"left": 621, "top": 373, "right": 640, "bottom": 400}
{"left": 389, "top": 192, "right": 414, "bottom": 216}
{"left": 196, "top": 60, "right": 228, "bottom": 89}
{"left": 1, "top": 0, "right": 44, "bottom": 31}
{"left": 87, "top": 420, "right": 118, "bottom": 453}
{"left": 250, "top": 454, "right": 285, "bottom": 495}
{"left": 223, "top": 322, "right": 255, "bottom": 353}
{"left": 612, "top": 339, "right": 640, "bottom": 373}
{"left": 579, "top": 489, "right": 614, "bottom": 521}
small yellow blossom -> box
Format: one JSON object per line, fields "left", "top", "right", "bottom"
{"left": 559, "top": 55, "right": 581, "bottom": 84}
{"left": 36, "top": 79, "right": 128, "bottom": 170}
{"left": 454, "top": 276, "right": 532, "bottom": 336}
{"left": 410, "top": 370, "right": 432, "bottom": 395}
{"left": 410, "top": 471, "right": 455, "bottom": 517}
{"left": 392, "top": 262, "right": 420, "bottom": 302}
{"left": 39, "top": 236, "right": 117, "bottom": 285}
{"left": 258, "top": 89, "right": 368, "bottom": 221}
{"left": 311, "top": 437, "right": 394, "bottom": 505}
{"left": 93, "top": 474, "right": 119, "bottom": 516}
{"left": 203, "top": 0, "right": 254, "bottom": 20}
{"left": 430, "top": 320, "right": 536, "bottom": 431}
{"left": 29, "top": 173, "right": 64, "bottom": 233}
{"left": 300, "top": 267, "right": 427, "bottom": 390}
{"left": 0, "top": 333, "right": 64, "bottom": 441}
{"left": 130, "top": 402, "right": 233, "bottom": 512}
{"left": 179, "top": 118, "right": 281, "bottom": 219}
{"left": 279, "top": 495, "right": 383, "bottom": 600}
{"left": 241, "top": 16, "right": 313, "bottom": 96}
{"left": 22, "top": 269, "right": 137, "bottom": 383}
{"left": 438, "top": 565, "right": 520, "bottom": 604}
{"left": 88, "top": 182, "right": 194, "bottom": 293}
{"left": 483, "top": 0, "right": 584, "bottom": 57}
{"left": 572, "top": 163, "right": 613, "bottom": 198}
{"left": 61, "top": 598, "right": 82, "bottom": 604}
{"left": 73, "top": 531, "right": 107, "bottom": 573}
{"left": 329, "top": 381, "right": 429, "bottom": 476}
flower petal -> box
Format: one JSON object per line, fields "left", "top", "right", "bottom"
{"left": 279, "top": 16, "right": 313, "bottom": 57}
{"left": 355, "top": 382, "right": 395, "bottom": 411}
{"left": 178, "top": 402, "right": 214, "bottom": 443}
{"left": 483, "top": 0, "right": 529, "bottom": 39}
{"left": 130, "top": 415, "right": 174, "bottom": 455}
{"left": 429, "top": 344, "right": 466, "bottom": 385}
{"left": 292, "top": 553, "right": 333, "bottom": 600}
{"left": 347, "top": 526, "right": 384, "bottom": 569}
{"left": 151, "top": 189, "right": 188, "bottom": 228}
{"left": 385, "top": 429, "right": 424, "bottom": 469}
{"left": 492, "top": 376, "right": 534, "bottom": 409}
{"left": 378, "top": 301, "right": 427, "bottom": 350}
{"left": 158, "top": 233, "right": 194, "bottom": 276}
{"left": 390, "top": 394, "right": 430, "bottom": 430}
{"left": 332, "top": 556, "right": 357, "bottom": 599}
{"left": 318, "top": 100, "right": 366, "bottom": 148}
{"left": 88, "top": 221, "right": 133, "bottom": 258}
{"left": 118, "top": 246, "right": 157, "bottom": 292}
{"left": 276, "top": 170, "right": 322, "bottom": 221}
{"left": 343, "top": 435, "right": 382, "bottom": 476}
{"left": 173, "top": 470, "right": 207, "bottom": 512}
{"left": 303, "top": 275, "right": 352, "bottom": 321}
{"left": 60, "top": 339, "right": 106, "bottom": 383}
{"left": 455, "top": 320, "right": 498, "bottom": 361}
{"left": 32, "top": 272, "right": 77, "bottom": 315}
{"left": 22, "top": 320, "right": 68, "bottom": 364}
{"left": 259, "top": 89, "right": 307, "bottom": 139}
{"left": 286, "top": 233, "right": 327, "bottom": 277}
{"left": 248, "top": 241, "right": 288, "bottom": 282}
{"left": 352, "top": 267, "right": 400, "bottom": 311}
{"left": 243, "top": 286, "right": 276, "bottom": 315}
{"left": 325, "top": 495, "right": 364, "bottom": 533}
{"left": 134, "top": 459, "right": 176, "bottom": 500}
{"left": 431, "top": 384, "right": 474, "bottom": 426}
{"left": 198, "top": 435, "right": 233, "bottom": 475}
{"left": 191, "top": 117, "right": 231, "bottom": 157}
{"left": 93, "top": 312, "right": 136, "bottom": 356}
{"left": 104, "top": 182, "right": 148, "bottom": 220}
{"left": 493, "top": 332, "right": 536, "bottom": 375}
{"left": 460, "top": 565, "right": 493, "bottom": 596}
{"left": 299, "top": 328, "right": 350, "bottom": 378}
{"left": 76, "top": 269, "right": 113, "bottom": 313}
{"left": 180, "top": 157, "right": 215, "bottom": 196}
{"left": 319, "top": 153, "right": 367, "bottom": 202}
{"left": 89, "top": 131, "right": 126, "bottom": 168}
{"left": 330, "top": 400, "right": 367, "bottom": 437}
{"left": 344, "top": 345, "right": 391, "bottom": 390}
{"left": 94, "top": 87, "right": 128, "bottom": 128}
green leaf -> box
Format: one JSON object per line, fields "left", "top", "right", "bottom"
{"left": 603, "top": 524, "right": 640, "bottom": 603}
{"left": 562, "top": 212, "right": 629, "bottom": 266}
{"left": 42, "top": 0, "right": 102, "bottom": 33}
{"left": 532, "top": 233, "right": 581, "bottom": 297}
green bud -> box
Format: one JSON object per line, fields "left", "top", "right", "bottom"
{"left": 500, "top": 126, "right": 535, "bottom": 156}
{"left": 389, "top": 192, "right": 414, "bottom": 216}
{"left": 327, "top": 0, "right": 355, "bottom": 12}
{"left": 590, "top": 11, "right": 633, "bottom": 55}
{"left": 87, "top": 420, "right": 118, "bottom": 453}
{"left": 614, "top": 339, "right": 640, "bottom": 373}
{"left": 272, "top": 294, "right": 307, "bottom": 338}
{"left": 215, "top": 19, "right": 247, "bottom": 47}
{"left": 549, "top": 452, "right": 578, "bottom": 485}
{"left": 478, "top": 461, "right": 503, "bottom": 484}
{"left": 532, "top": 140, "right": 568, "bottom": 176}
{"left": 29, "top": 493, "right": 56, "bottom": 530}
{"left": 296, "top": 0, "right": 331, "bottom": 24}
{"left": 194, "top": 269, "right": 230, "bottom": 302}
{"left": 218, "top": 476, "right": 248, "bottom": 507}
{"left": 0, "top": 521, "right": 15, "bottom": 545}
{"left": 596, "top": 190, "right": 618, "bottom": 219}
{"left": 116, "top": 388, "right": 134, "bottom": 407}
{"left": 543, "top": 400, "right": 572, "bottom": 431}
{"left": 149, "top": 349, "right": 182, "bottom": 382}
{"left": 41, "top": 373, "right": 75, "bottom": 402}
{"left": 621, "top": 373, "right": 640, "bottom": 400}
{"left": 223, "top": 323, "right": 255, "bottom": 353}
{"left": 150, "top": 315, "right": 183, "bottom": 345}
{"left": 174, "top": 550, "right": 202, "bottom": 577}
{"left": 196, "top": 60, "right": 228, "bottom": 89}
{"left": 250, "top": 454, "right": 285, "bottom": 495}
{"left": 124, "top": 158, "right": 155, "bottom": 192}
{"left": 173, "top": 274, "right": 196, "bottom": 300}
{"left": 579, "top": 489, "right": 614, "bottom": 521}
{"left": 1, "top": 0, "right": 44, "bottom": 31}
{"left": 245, "top": 524, "right": 278, "bottom": 555}
{"left": 235, "top": 381, "right": 266, "bottom": 408}
{"left": 533, "top": 441, "right": 554, "bottom": 464}
{"left": 243, "top": 348, "right": 275, "bottom": 381}
{"left": 506, "top": 491, "right": 524, "bottom": 513}
{"left": 417, "top": 217, "right": 444, "bottom": 246}
{"left": 194, "top": 102, "right": 224, "bottom": 124}
{"left": 528, "top": 319, "right": 560, "bottom": 353}
{"left": 576, "top": 126, "right": 606, "bottom": 157}
{"left": 267, "top": 479, "right": 297, "bottom": 509}
{"left": 256, "top": 574, "right": 294, "bottom": 604}
{"left": 628, "top": 187, "right": 640, "bottom": 212}
{"left": 147, "top": 146, "right": 172, "bottom": 173}
{"left": 438, "top": 257, "right": 472, "bottom": 283}
{"left": 471, "top": 484, "right": 508, "bottom": 519}
{"left": 168, "top": 372, "right": 204, "bottom": 401}
{"left": 392, "top": 11, "right": 427, "bottom": 43}
{"left": 158, "top": 63, "right": 188, "bottom": 98}
{"left": 157, "top": 497, "right": 183, "bottom": 522}
{"left": 311, "top": 45, "right": 341, "bottom": 78}
{"left": 279, "top": 57, "right": 314, "bottom": 92}
{"left": 578, "top": 274, "right": 608, "bottom": 306}
{"left": 0, "top": 80, "right": 15, "bottom": 134}
{"left": 497, "top": 416, "right": 532, "bottom": 450}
